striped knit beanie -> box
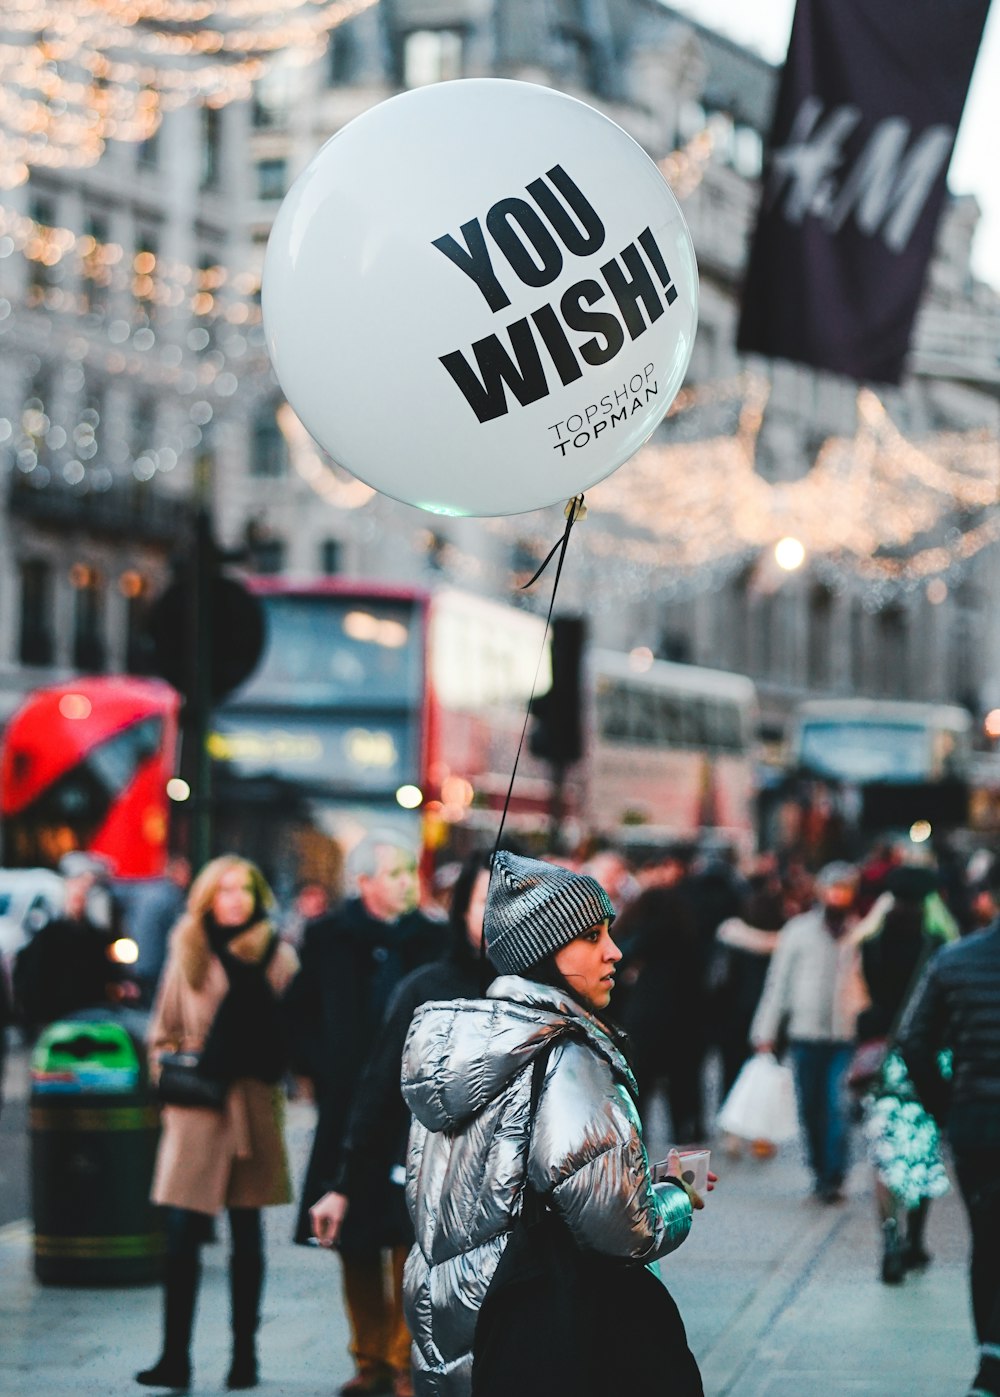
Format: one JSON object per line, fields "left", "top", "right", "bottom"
{"left": 484, "top": 851, "right": 616, "bottom": 977}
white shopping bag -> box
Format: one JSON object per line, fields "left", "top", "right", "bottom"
{"left": 716, "top": 1053, "right": 798, "bottom": 1145}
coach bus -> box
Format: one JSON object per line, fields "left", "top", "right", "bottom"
{"left": 790, "top": 698, "right": 972, "bottom": 832}
{"left": 585, "top": 648, "right": 758, "bottom": 854}
{"left": 0, "top": 676, "right": 180, "bottom": 877}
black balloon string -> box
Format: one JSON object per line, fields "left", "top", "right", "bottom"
{"left": 480, "top": 494, "right": 585, "bottom": 988}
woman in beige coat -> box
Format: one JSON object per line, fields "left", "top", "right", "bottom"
{"left": 137, "top": 855, "right": 298, "bottom": 1393}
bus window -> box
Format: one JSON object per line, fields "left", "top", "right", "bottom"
{"left": 660, "top": 693, "right": 681, "bottom": 747}
{"left": 233, "top": 596, "right": 422, "bottom": 709}
{"left": 677, "top": 694, "right": 699, "bottom": 747}
{"left": 634, "top": 688, "right": 657, "bottom": 744}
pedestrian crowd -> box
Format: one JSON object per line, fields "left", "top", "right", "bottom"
{"left": 2, "top": 831, "right": 1000, "bottom": 1397}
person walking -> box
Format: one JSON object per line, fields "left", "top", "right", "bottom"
{"left": 401, "top": 851, "right": 707, "bottom": 1397}
{"left": 136, "top": 855, "right": 298, "bottom": 1392}
{"left": 897, "top": 883, "right": 1000, "bottom": 1397}
{"left": 613, "top": 853, "right": 707, "bottom": 1141}
{"left": 310, "top": 850, "right": 492, "bottom": 1396}
{"left": 751, "top": 861, "right": 868, "bottom": 1203}
{"left": 288, "top": 832, "right": 446, "bottom": 1397}
{"left": 854, "top": 885, "right": 949, "bottom": 1284}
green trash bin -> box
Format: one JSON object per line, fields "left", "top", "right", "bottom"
{"left": 30, "top": 1012, "right": 165, "bottom": 1285}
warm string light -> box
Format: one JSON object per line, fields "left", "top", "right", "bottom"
{"left": 0, "top": 0, "right": 377, "bottom": 187}
{"left": 658, "top": 128, "right": 715, "bottom": 199}
{"left": 6, "top": 380, "right": 198, "bottom": 492}
{"left": 276, "top": 403, "right": 375, "bottom": 510}
{"left": 483, "top": 375, "right": 1000, "bottom": 601}
{"left": 0, "top": 203, "right": 263, "bottom": 325}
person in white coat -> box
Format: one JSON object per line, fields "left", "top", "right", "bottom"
{"left": 751, "top": 862, "right": 868, "bottom": 1202}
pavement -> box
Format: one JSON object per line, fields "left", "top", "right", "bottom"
{"left": 0, "top": 1045, "right": 981, "bottom": 1396}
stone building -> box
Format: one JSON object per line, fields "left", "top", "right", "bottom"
{"left": 229, "top": 0, "right": 1000, "bottom": 741}
{"left": 0, "top": 94, "right": 257, "bottom": 719}
{"left": 3, "top": 0, "right": 999, "bottom": 754}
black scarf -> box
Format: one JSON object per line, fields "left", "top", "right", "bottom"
{"left": 198, "top": 913, "right": 289, "bottom": 1085}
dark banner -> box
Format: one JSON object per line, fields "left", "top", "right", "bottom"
{"left": 737, "top": 0, "right": 990, "bottom": 383}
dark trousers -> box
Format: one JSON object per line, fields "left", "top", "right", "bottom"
{"left": 953, "top": 1148, "right": 1000, "bottom": 1348}
{"left": 162, "top": 1207, "right": 264, "bottom": 1360}
{"left": 789, "top": 1041, "right": 853, "bottom": 1190}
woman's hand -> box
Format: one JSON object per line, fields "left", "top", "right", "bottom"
{"left": 310, "top": 1191, "right": 349, "bottom": 1247}
{"left": 664, "top": 1149, "right": 717, "bottom": 1211}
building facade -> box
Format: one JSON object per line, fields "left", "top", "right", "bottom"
{"left": 3, "top": 0, "right": 1000, "bottom": 754}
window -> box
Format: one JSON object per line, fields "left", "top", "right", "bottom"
{"left": 83, "top": 213, "right": 109, "bottom": 311}
{"left": 256, "top": 158, "right": 287, "bottom": 201}
{"left": 807, "top": 586, "right": 834, "bottom": 689}
{"left": 28, "top": 194, "right": 56, "bottom": 300}
{"left": 133, "top": 231, "right": 158, "bottom": 322}
{"left": 320, "top": 539, "right": 341, "bottom": 575}
{"left": 195, "top": 252, "right": 222, "bottom": 335}
{"left": 132, "top": 395, "right": 157, "bottom": 465}
{"left": 328, "top": 23, "right": 359, "bottom": 85}
{"left": 733, "top": 125, "right": 764, "bottom": 179}
{"left": 677, "top": 101, "right": 707, "bottom": 143}
{"left": 251, "top": 403, "right": 287, "bottom": 477}
{"left": 875, "top": 607, "right": 907, "bottom": 697}
{"left": 200, "top": 105, "right": 222, "bottom": 189}
{"left": 19, "top": 559, "right": 54, "bottom": 667}
{"left": 252, "top": 538, "right": 286, "bottom": 575}
{"left": 72, "top": 568, "right": 106, "bottom": 673}
{"left": 124, "top": 576, "right": 153, "bottom": 673}
{"left": 137, "top": 110, "right": 160, "bottom": 169}
{"left": 403, "top": 30, "right": 463, "bottom": 88}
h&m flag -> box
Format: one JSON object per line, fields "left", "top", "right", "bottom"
{"left": 737, "top": 0, "right": 990, "bottom": 384}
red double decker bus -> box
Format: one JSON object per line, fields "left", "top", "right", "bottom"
{"left": 208, "top": 580, "right": 556, "bottom": 891}
{"left": 1, "top": 677, "right": 180, "bottom": 878}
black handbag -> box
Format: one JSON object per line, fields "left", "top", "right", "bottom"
{"left": 472, "top": 1038, "right": 703, "bottom": 1397}
{"left": 156, "top": 1051, "right": 228, "bottom": 1111}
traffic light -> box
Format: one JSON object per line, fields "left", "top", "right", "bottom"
{"left": 529, "top": 617, "right": 586, "bottom": 767}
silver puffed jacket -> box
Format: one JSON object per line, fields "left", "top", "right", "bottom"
{"left": 400, "top": 975, "right": 694, "bottom": 1397}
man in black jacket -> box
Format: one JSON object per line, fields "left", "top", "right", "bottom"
{"left": 287, "top": 831, "right": 446, "bottom": 1397}
{"left": 898, "top": 910, "right": 1000, "bottom": 1397}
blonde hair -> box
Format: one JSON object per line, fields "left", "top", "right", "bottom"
{"left": 171, "top": 855, "right": 275, "bottom": 989}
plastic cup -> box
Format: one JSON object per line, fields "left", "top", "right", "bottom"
{"left": 676, "top": 1148, "right": 711, "bottom": 1196}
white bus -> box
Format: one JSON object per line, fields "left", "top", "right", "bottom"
{"left": 585, "top": 649, "right": 758, "bottom": 852}
{"left": 790, "top": 698, "right": 972, "bottom": 831}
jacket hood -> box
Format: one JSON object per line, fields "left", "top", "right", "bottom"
{"left": 402, "top": 975, "right": 634, "bottom": 1133}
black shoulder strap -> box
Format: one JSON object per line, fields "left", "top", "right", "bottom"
{"left": 260, "top": 931, "right": 281, "bottom": 974}
{"left": 520, "top": 1036, "right": 562, "bottom": 1224}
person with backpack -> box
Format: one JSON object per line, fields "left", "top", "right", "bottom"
{"left": 400, "top": 851, "right": 709, "bottom": 1397}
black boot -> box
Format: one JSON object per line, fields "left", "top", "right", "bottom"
{"left": 967, "top": 1343, "right": 1000, "bottom": 1396}
{"left": 880, "top": 1218, "right": 905, "bottom": 1285}
{"left": 903, "top": 1200, "right": 932, "bottom": 1270}
{"left": 226, "top": 1250, "right": 263, "bottom": 1389}
{"left": 136, "top": 1252, "right": 200, "bottom": 1389}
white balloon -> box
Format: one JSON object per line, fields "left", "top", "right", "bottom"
{"left": 263, "top": 79, "right": 698, "bottom": 517}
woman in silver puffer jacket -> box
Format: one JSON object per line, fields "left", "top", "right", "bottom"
{"left": 401, "top": 851, "right": 703, "bottom": 1397}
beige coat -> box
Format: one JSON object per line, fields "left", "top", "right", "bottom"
{"left": 148, "top": 919, "right": 299, "bottom": 1216}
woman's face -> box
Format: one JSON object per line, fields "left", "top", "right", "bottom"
{"left": 212, "top": 866, "right": 257, "bottom": 928}
{"left": 553, "top": 919, "right": 621, "bottom": 1010}
{"left": 465, "top": 869, "right": 490, "bottom": 952}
